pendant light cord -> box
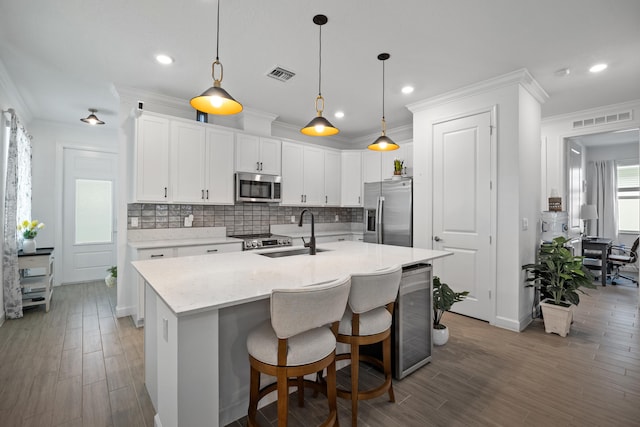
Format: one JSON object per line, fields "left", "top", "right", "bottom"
{"left": 318, "top": 24, "right": 322, "bottom": 96}
{"left": 216, "top": 0, "right": 220, "bottom": 61}
{"left": 382, "top": 59, "right": 385, "bottom": 120}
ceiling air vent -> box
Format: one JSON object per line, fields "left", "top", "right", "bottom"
{"left": 266, "top": 66, "right": 296, "bottom": 82}
{"left": 572, "top": 110, "right": 633, "bottom": 129}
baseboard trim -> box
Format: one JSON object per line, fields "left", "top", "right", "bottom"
{"left": 115, "top": 304, "right": 135, "bottom": 318}
{"left": 493, "top": 315, "right": 526, "bottom": 332}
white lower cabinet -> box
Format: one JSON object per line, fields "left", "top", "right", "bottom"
{"left": 131, "top": 242, "right": 241, "bottom": 327}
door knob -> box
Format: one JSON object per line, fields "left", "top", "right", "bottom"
{"left": 434, "top": 236, "right": 442, "bottom": 242}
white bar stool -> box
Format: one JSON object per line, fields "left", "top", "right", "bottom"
{"left": 246, "top": 276, "right": 351, "bottom": 427}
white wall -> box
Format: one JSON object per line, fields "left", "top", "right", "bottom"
{"left": 28, "top": 121, "right": 118, "bottom": 284}
{"left": 409, "top": 69, "right": 544, "bottom": 331}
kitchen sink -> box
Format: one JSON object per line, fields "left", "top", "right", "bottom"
{"left": 258, "top": 248, "right": 330, "bottom": 258}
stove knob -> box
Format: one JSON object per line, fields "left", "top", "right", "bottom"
{"left": 253, "top": 240, "right": 260, "bottom": 248}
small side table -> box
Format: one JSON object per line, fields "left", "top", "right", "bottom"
{"left": 582, "top": 238, "right": 612, "bottom": 287}
{"left": 18, "top": 247, "right": 55, "bottom": 312}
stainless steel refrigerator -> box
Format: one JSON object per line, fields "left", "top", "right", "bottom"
{"left": 364, "top": 178, "right": 413, "bottom": 247}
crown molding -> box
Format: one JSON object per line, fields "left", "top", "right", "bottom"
{"left": 0, "top": 58, "right": 33, "bottom": 123}
{"left": 407, "top": 68, "right": 548, "bottom": 113}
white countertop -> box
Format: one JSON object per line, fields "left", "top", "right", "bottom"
{"left": 128, "top": 236, "right": 242, "bottom": 249}
{"left": 132, "top": 241, "right": 451, "bottom": 316}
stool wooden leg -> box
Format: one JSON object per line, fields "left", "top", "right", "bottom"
{"left": 350, "top": 342, "right": 359, "bottom": 427}
{"left": 277, "top": 368, "right": 289, "bottom": 427}
{"left": 326, "top": 359, "right": 339, "bottom": 427}
{"left": 297, "top": 376, "right": 305, "bottom": 407}
{"left": 248, "top": 365, "right": 260, "bottom": 426}
{"left": 383, "top": 334, "right": 395, "bottom": 403}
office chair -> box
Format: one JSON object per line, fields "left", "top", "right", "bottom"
{"left": 608, "top": 237, "right": 639, "bottom": 286}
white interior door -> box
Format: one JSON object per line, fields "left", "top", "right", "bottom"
{"left": 433, "top": 111, "right": 494, "bottom": 321}
{"left": 63, "top": 148, "right": 117, "bottom": 283}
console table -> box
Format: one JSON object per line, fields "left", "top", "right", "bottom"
{"left": 582, "top": 238, "right": 612, "bottom": 287}
{"left": 18, "top": 247, "right": 55, "bottom": 312}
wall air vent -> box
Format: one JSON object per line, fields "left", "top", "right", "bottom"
{"left": 266, "top": 66, "right": 296, "bottom": 82}
{"left": 572, "top": 110, "right": 633, "bottom": 129}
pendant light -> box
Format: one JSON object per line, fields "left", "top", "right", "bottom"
{"left": 301, "top": 14, "right": 339, "bottom": 137}
{"left": 368, "top": 53, "right": 399, "bottom": 151}
{"left": 190, "top": 0, "right": 243, "bottom": 115}
{"left": 80, "top": 109, "right": 105, "bottom": 125}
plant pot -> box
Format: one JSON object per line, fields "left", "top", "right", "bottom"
{"left": 105, "top": 275, "right": 116, "bottom": 288}
{"left": 539, "top": 299, "right": 574, "bottom": 337}
{"left": 23, "top": 238, "right": 37, "bottom": 254}
{"left": 433, "top": 325, "right": 449, "bottom": 345}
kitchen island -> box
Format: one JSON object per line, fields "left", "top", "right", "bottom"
{"left": 132, "top": 241, "right": 451, "bottom": 427}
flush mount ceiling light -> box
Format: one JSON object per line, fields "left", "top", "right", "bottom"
{"left": 368, "top": 53, "right": 399, "bottom": 152}
{"left": 155, "top": 54, "right": 174, "bottom": 65}
{"left": 80, "top": 109, "right": 105, "bottom": 125}
{"left": 190, "top": 0, "right": 243, "bottom": 115}
{"left": 301, "top": 14, "right": 339, "bottom": 137}
{"left": 589, "top": 63, "right": 608, "bottom": 73}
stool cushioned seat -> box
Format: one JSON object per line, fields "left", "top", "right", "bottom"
{"left": 247, "top": 322, "right": 336, "bottom": 366}
{"left": 338, "top": 306, "right": 392, "bottom": 336}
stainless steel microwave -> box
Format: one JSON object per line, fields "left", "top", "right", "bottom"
{"left": 235, "top": 172, "right": 282, "bottom": 203}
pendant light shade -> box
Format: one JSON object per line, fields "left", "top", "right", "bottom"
{"left": 80, "top": 109, "right": 105, "bottom": 125}
{"left": 301, "top": 14, "right": 339, "bottom": 137}
{"left": 190, "top": 0, "right": 243, "bottom": 115}
{"left": 368, "top": 53, "right": 399, "bottom": 151}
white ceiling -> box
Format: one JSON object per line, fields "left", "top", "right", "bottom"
{"left": 1, "top": 0, "right": 640, "bottom": 145}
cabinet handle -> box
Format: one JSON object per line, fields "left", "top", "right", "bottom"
{"left": 150, "top": 254, "right": 164, "bottom": 258}
{"left": 164, "top": 187, "right": 167, "bottom": 198}
{"left": 301, "top": 194, "right": 304, "bottom": 203}
{"left": 206, "top": 189, "right": 209, "bottom": 200}
{"left": 338, "top": 238, "right": 345, "bottom": 242}
{"left": 256, "top": 161, "right": 260, "bottom": 171}
{"left": 201, "top": 189, "right": 205, "bottom": 200}
{"left": 206, "top": 249, "right": 218, "bottom": 253}
{"left": 358, "top": 196, "right": 361, "bottom": 204}
{"left": 325, "top": 195, "right": 328, "bottom": 204}
{"left": 260, "top": 162, "right": 263, "bottom": 171}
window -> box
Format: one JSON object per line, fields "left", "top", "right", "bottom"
{"left": 75, "top": 179, "right": 113, "bottom": 244}
{"left": 617, "top": 164, "right": 639, "bottom": 232}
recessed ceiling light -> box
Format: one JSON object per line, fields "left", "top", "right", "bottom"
{"left": 156, "top": 54, "right": 174, "bottom": 65}
{"left": 401, "top": 86, "right": 414, "bottom": 94}
{"left": 334, "top": 111, "right": 344, "bottom": 119}
{"left": 589, "top": 63, "right": 607, "bottom": 73}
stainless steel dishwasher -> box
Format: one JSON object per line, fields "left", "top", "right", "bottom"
{"left": 393, "top": 263, "right": 432, "bottom": 379}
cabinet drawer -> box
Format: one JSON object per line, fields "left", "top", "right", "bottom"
{"left": 176, "top": 243, "right": 242, "bottom": 257}
{"left": 138, "top": 248, "right": 175, "bottom": 260}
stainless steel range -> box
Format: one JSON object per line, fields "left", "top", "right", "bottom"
{"left": 231, "top": 233, "right": 293, "bottom": 251}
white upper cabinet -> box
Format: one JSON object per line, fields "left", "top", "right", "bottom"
{"left": 235, "top": 134, "right": 281, "bottom": 175}
{"left": 205, "top": 128, "right": 235, "bottom": 204}
{"left": 362, "top": 150, "right": 381, "bottom": 183}
{"left": 324, "top": 150, "right": 341, "bottom": 206}
{"left": 170, "top": 121, "right": 206, "bottom": 203}
{"left": 135, "top": 114, "right": 170, "bottom": 202}
{"left": 281, "top": 142, "right": 327, "bottom": 206}
{"left": 341, "top": 151, "right": 362, "bottom": 206}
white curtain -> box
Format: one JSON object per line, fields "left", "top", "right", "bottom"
{"left": 587, "top": 160, "right": 618, "bottom": 241}
{"left": 2, "top": 110, "right": 32, "bottom": 319}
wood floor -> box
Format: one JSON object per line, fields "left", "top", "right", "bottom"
{"left": 0, "top": 277, "right": 638, "bottom": 426}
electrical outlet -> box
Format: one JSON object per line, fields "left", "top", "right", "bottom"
{"left": 291, "top": 215, "right": 296, "bottom": 223}
{"left": 522, "top": 217, "right": 528, "bottom": 231}
{"left": 335, "top": 215, "right": 339, "bottom": 222}
{"left": 131, "top": 217, "right": 139, "bottom": 228}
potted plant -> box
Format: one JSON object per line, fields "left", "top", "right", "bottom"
{"left": 432, "top": 276, "right": 469, "bottom": 345}
{"left": 522, "top": 236, "right": 596, "bottom": 337}
{"left": 105, "top": 266, "right": 117, "bottom": 288}
{"left": 393, "top": 158, "right": 404, "bottom": 176}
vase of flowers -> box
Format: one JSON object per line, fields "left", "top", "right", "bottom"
{"left": 18, "top": 219, "right": 45, "bottom": 253}
{"left": 393, "top": 158, "right": 404, "bottom": 175}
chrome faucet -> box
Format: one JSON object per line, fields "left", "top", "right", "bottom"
{"left": 298, "top": 209, "right": 316, "bottom": 255}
